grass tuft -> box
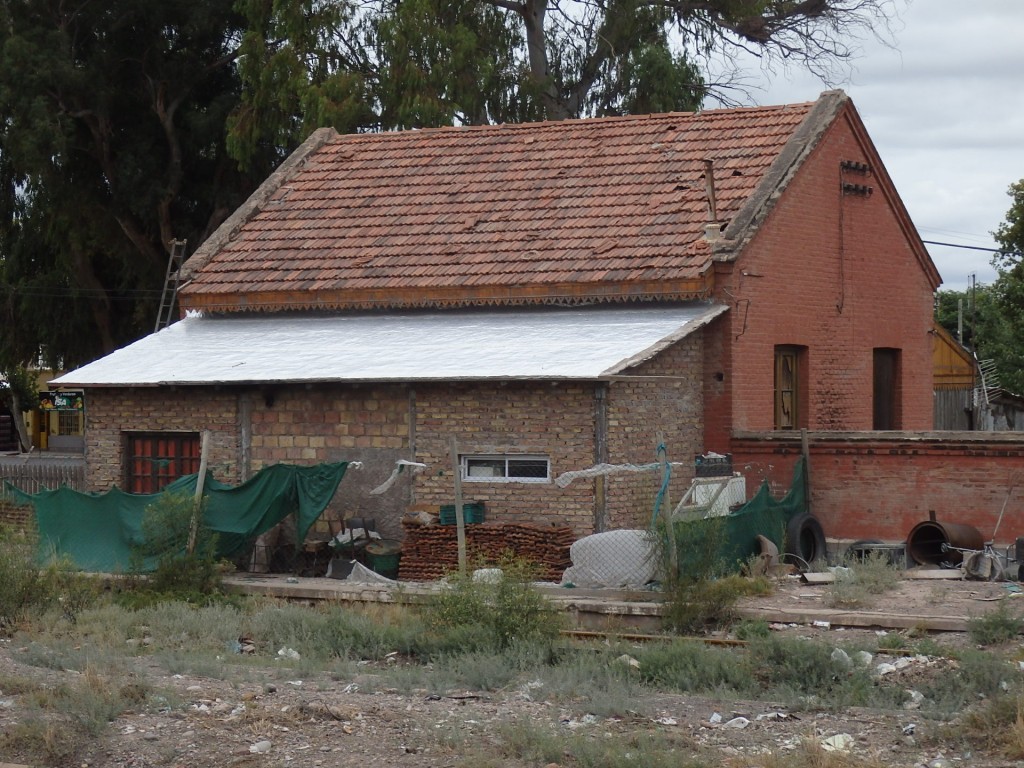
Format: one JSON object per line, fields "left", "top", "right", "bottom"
{"left": 825, "top": 550, "right": 901, "bottom": 608}
{"left": 968, "top": 602, "right": 1023, "bottom": 646}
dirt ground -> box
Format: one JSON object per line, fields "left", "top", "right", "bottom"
{"left": 736, "top": 567, "right": 1024, "bottom": 633}
{"left": 2, "top": 573, "right": 1023, "bottom": 768}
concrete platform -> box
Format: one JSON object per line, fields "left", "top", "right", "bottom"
{"left": 222, "top": 572, "right": 998, "bottom": 635}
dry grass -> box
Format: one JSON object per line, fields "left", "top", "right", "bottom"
{"left": 825, "top": 551, "right": 901, "bottom": 609}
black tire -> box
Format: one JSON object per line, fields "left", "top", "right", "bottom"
{"left": 785, "top": 513, "right": 827, "bottom": 565}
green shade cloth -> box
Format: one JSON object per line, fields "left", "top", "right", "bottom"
{"left": 673, "top": 457, "right": 808, "bottom": 575}
{"left": 4, "top": 462, "right": 349, "bottom": 572}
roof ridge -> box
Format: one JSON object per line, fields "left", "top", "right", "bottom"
{"left": 330, "top": 99, "right": 823, "bottom": 142}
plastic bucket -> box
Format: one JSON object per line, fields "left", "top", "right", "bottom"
{"left": 906, "top": 521, "right": 984, "bottom": 565}
{"left": 365, "top": 539, "right": 402, "bottom": 579}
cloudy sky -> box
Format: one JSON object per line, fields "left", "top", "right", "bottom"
{"left": 709, "top": 0, "right": 1024, "bottom": 291}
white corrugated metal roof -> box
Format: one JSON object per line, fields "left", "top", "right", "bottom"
{"left": 51, "top": 303, "right": 726, "bottom": 387}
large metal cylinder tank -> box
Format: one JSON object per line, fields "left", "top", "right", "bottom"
{"left": 906, "top": 520, "right": 984, "bottom": 565}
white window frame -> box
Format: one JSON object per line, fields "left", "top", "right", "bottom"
{"left": 460, "top": 454, "right": 550, "bottom": 483}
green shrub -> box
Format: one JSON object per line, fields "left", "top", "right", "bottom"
{"left": 734, "top": 618, "right": 771, "bottom": 640}
{"left": 125, "top": 491, "right": 226, "bottom": 602}
{"left": 0, "top": 523, "right": 58, "bottom": 633}
{"left": 662, "top": 573, "right": 771, "bottom": 634}
{"left": 825, "top": 550, "right": 901, "bottom": 608}
{"left": 637, "top": 638, "right": 753, "bottom": 693}
{"left": 920, "top": 647, "right": 1019, "bottom": 716}
{"left": 421, "top": 555, "right": 563, "bottom": 655}
{"left": 746, "top": 635, "right": 905, "bottom": 710}
{"left": 245, "top": 601, "right": 423, "bottom": 662}
{"left": 968, "top": 602, "right": 1023, "bottom": 646}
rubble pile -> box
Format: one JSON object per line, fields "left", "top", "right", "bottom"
{"left": 398, "top": 518, "right": 575, "bottom": 581}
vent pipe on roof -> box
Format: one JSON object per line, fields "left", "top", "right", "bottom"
{"left": 703, "top": 158, "right": 718, "bottom": 224}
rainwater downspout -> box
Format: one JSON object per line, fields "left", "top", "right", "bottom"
{"left": 239, "top": 392, "right": 253, "bottom": 481}
{"left": 594, "top": 383, "right": 608, "bottom": 532}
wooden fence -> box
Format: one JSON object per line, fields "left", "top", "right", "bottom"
{"left": 0, "top": 460, "right": 84, "bottom": 529}
{"left": 0, "top": 460, "right": 85, "bottom": 494}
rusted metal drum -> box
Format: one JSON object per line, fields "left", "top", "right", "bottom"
{"left": 906, "top": 520, "right": 984, "bottom": 565}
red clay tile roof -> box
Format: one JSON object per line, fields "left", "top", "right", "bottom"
{"left": 179, "top": 97, "right": 825, "bottom": 312}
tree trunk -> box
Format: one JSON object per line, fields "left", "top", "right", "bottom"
{"left": 520, "top": 0, "right": 571, "bottom": 120}
{"left": 8, "top": 389, "right": 33, "bottom": 453}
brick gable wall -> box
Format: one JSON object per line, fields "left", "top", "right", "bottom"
{"left": 709, "top": 110, "right": 935, "bottom": 440}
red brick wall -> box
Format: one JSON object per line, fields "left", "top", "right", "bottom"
{"left": 732, "top": 432, "right": 1024, "bottom": 547}
{"left": 712, "top": 110, "right": 936, "bottom": 435}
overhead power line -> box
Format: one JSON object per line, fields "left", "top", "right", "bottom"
{"left": 921, "top": 240, "right": 1003, "bottom": 253}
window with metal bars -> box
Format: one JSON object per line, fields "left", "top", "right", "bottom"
{"left": 57, "top": 411, "right": 82, "bottom": 436}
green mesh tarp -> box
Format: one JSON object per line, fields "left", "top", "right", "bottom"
{"left": 3, "top": 462, "right": 349, "bottom": 573}
{"left": 672, "top": 457, "right": 808, "bottom": 576}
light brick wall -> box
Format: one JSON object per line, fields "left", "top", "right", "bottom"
{"left": 251, "top": 385, "right": 409, "bottom": 467}
{"left": 413, "top": 381, "right": 597, "bottom": 535}
{"left": 251, "top": 384, "right": 412, "bottom": 538}
{"left": 604, "top": 334, "right": 704, "bottom": 529}
{"left": 711, "top": 111, "right": 936, "bottom": 436}
{"left": 83, "top": 388, "right": 241, "bottom": 490}
{"left": 79, "top": 333, "right": 704, "bottom": 539}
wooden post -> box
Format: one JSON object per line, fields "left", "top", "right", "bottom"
{"left": 449, "top": 435, "right": 467, "bottom": 574}
{"left": 188, "top": 430, "right": 211, "bottom": 554}
{"left": 800, "top": 428, "right": 812, "bottom": 516}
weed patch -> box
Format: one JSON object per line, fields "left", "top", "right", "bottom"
{"left": 825, "top": 550, "right": 901, "bottom": 608}
{"left": 663, "top": 574, "right": 772, "bottom": 634}
{"left": 0, "top": 523, "right": 54, "bottom": 633}
{"left": 637, "top": 638, "right": 753, "bottom": 693}
{"left": 0, "top": 664, "right": 157, "bottom": 766}
{"left": 747, "top": 635, "right": 904, "bottom": 710}
{"left": 486, "top": 720, "right": 707, "bottom": 768}
{"left": 968, "top": 602, "right": 1023, "bottom": 646}
{"left": 944, "top": 692, "right": 1024, "bottom": 756}
{"left": 124, "top": 491, "right": 228, "bottom": 604}
{"left": 0, "top": 719, "right": 86, "bottom": 766}
{"left": 421, "top": 555, "right": 563, "bottom": 655}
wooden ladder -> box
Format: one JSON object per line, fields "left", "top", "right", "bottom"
{"left": 155, "top": 239, "right": 188, "bottom": 332}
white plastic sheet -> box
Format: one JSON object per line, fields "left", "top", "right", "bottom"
{"left": 560, "top": 529, "right": 659, "bottom": 588}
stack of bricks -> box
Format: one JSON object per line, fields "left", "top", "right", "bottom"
{"left": 398, "top": 518, "right": 575, "bottom": 582}
{"left": 0, "top": 499, "right": 32, "bottom": 530}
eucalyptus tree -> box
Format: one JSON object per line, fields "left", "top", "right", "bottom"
{"left": 1, "top": 0, "right": 902, "bottom": 371}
